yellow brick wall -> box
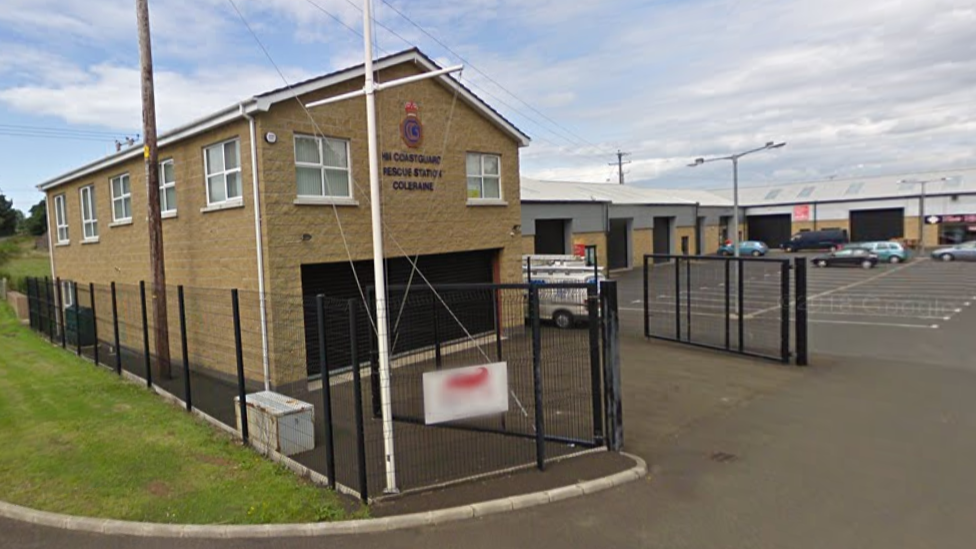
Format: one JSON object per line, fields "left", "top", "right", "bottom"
{"left": 521, "top": 235, "right": 535, "bottom": 256}
{"left": 701, "top": 224, "right": 721, "bottom": 254}
{"left": 632, "top": 228, "right": 652, "bottom": 267}
{"left": 903, "top": 216, "right": 939, "bottom": 247}
{"left": 570, "top": 232, "right": 608, "bottom": 268}
{"left": 675, "top": 226, "right": 696, "bottom": 256}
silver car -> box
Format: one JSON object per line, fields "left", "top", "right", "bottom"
{"left": 931, "top": 241, "right": 976, "bottom": 262}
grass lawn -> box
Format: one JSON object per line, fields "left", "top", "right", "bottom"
{"left": 0, "top": 302, "right": 364, "bottom": 524}
{"left": 0, "top": 236, "right": 51, "bottom": 291}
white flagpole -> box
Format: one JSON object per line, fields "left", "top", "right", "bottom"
{"left": 362, "top": 0, "right": 398, "bottom": 494}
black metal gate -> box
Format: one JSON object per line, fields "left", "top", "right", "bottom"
{"left": 643, "top": 254, "right": 808, "bottom": 364}
{"left": 314, "top": 280, "right": 624, "bottom": 500}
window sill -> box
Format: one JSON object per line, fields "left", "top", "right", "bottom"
{"left": 81, "top": 238, "right": 100, "bottom": 245}
{"left": 293, "top": 196, "right": 359, "bottom": 207}
{"left": 162, "top": 210, "right": 178, "bottom": 220}
{"left": 55, "top": 241, "right": 70, "bottom": 247}
{"left": 467, "top": 199, "right": 508, "bottom": 207}
{"left": 109, "top": 219, "right": 133, "bottom": 228}
{"left": 201, "top": 200, "right": 244, "bottom": 213}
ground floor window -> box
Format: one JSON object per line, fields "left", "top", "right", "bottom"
{"left": 940, "top": 223, "right": 976, "bottom": 244}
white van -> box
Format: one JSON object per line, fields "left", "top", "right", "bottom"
{"left": 523, "top": 255, "right": 604, "bottom": 329}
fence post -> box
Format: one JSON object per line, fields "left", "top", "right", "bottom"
{"left": 46, "top": 278, "right": 56, "bottom": 341}
{"left": 111, "top": 282, "right": 121, "bottom": 375}
{"left": 140, "top": 281, "right": 152, "bottom": 387}
{"left": 178, "top": 286, "right": 192, "bottom": 410}
{"left": 40, "top": 277, "right": 48, "bottom": 338}
{"left": 642, "top": 256, "right": 649, "bottom": 338}
{"left": 737, "top": 259, "right": 745, "bottom": 353}
{"left": 56, "top": 277, "right": 66, "bottom": 349}
{"left": 686, "top": 256, "right": 692, "bottom": 341}
{"left": 530, "top": 283, "right": 545, "bottom": 470}
{"left": 90, "top": 282, "right": 99, "bottom": 366}
{"left": 600, "top": 280, "right": 623, "bottom": 452}
{"left": 674, "top": 258, "right": 681, "bottom": 339}
{"left": 526, "top": 256, "right": 532, "bottom": 284}
{"left": 432, "top": 292, "right": 442, "bottom": 370}
{"left": 724, "top": 259, "right": 731, "bottom": 350}
{"left": 493, "top": 289, "right": 503, "bottom": 361}
{"left": 780, "top": 261, "right": 790, "bottom": 364}
{"left": 349, "top": 300, "right": 369, "bottom": 504}
{"left": 232, "top": 289, "right": 249, "bottom": 443}
{"left": 794, "top": 257, "right": 808, "bottom": 366}
{"left": 316, "top": 295, "right": 337, "bottom": 490}
{"left": 587, "top": 284, "right": 604, "bottom": 445}
{"left": 73, "top": 281, "right": 81, "bottom": 357}
{"left": 26, "top": 278, "right": 35, "bottom": 330}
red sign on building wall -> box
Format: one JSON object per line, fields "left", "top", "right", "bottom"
{"left": 793, "top": 204, "right": 811, "bottom": 222}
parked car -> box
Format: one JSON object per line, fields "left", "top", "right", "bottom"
{"left": 848, "top": 241, "right": 910, "bottom": 263}
{"left": 782, "top": 229, "right": 849, "bottom": 252}
{"left": 812, "top": 247, "right": 879, "bottom": 269}
{"left": 718, "top": 240, "right": 768, "bottom": 257}
{"left": 930, "top": 241, "right": 976, "bottom": 262}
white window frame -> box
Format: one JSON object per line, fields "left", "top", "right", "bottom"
{"left": 61, "top": 280, "right": 75, "bottom": 309}
{"left": 160, "top": 159, "right": 177, "bottom": 215}
{"left": 466, "top": 152, "right": 502, "bottom": 200}
{"left": 79, "top": 185, "right": 98, "bottom": 241}
{"left": 294, "top": 134, "right": 353, "bottom": 199}
{"left": 111, "top": 173, "right": 132, "bottom": 223}
{"left": 203, "top": 138, "right": 243, "bottom": 206}
{"left": 54, "top": 193, "right": 69, "bottom": 244}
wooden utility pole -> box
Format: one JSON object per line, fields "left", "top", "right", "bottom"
{"left": 609, "top": 150, "right": 630, "bottom": 185}
{"left": 136, "top": 0, "right": 171, "bottom": 379}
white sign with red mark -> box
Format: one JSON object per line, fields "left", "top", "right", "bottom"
{"left": 423, "top": 362, "right": 509, "bottom": 425}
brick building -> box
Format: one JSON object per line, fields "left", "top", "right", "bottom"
{"left": 38, "top": 49, "right": 529, "bottom": 388}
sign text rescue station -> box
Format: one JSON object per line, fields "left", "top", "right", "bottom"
{"left": 382, "top": 152, "right": 443, "bottom": 191}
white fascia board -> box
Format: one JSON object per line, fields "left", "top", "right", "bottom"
{"left": 38, "top": 101, "right": 265, "bottom": 191}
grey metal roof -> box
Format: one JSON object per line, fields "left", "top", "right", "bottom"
{"left": 712, "top": 168, "right": 976, "bottom": 206}
{"left": 520, "top": 177, "right": 731, "bottom": 206}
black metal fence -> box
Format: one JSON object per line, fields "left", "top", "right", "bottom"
{"left": 642, "top": 255, "right": 808, "bottom": 364}
{"left": 23, "top": 276, "right": 624, "bottom": 503}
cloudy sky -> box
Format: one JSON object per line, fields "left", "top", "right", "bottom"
{"left": 0, "top": 0, "right": 973, "bottom": 209}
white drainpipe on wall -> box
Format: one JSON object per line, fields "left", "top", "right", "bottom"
{"left": 45, "top": 198, "right": 56, "bottom": 282}
{"left": 241, "top": 103, "right": 271, "bottom": 391}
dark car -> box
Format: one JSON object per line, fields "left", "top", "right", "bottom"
{"left": 812, "top": 247, "right": 879, "bottom": 269}
{"left": 782, "top": 229, "right": 849, "bottom": 252}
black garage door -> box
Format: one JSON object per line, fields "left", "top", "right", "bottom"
{"left": 608, "top": 219, "right": 630, "bottom": 269}
{"left": 747, "top": 214, "right": 792, "bottom": 248}
{"left": 301, "top": 249, "right": 496, "bottom": 376}
{"left": 653, "top": 217, "right": 672, "bottom": 263}
{"left": 534, "top": 219, "right": 568, "bottom": 254}
{"left": 850, "top": 208, "right": 904, "bottom": 242}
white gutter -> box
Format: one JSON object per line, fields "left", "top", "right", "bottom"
{"left": 241, "top": 104, "right": 271, "bottom": 392}
{"left": 46, "top": 198, "right": 56, "bottom": 282}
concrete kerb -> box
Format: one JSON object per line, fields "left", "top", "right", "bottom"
{"left": 0, "top": 454, "right": 647, "bottom": 538}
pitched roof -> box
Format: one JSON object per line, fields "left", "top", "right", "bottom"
{"left": 39, "top": 48, "right": 530, "bottom": 191}
{"left": 520, "top": 177, "right": 731, "bottom": 206}
{"left": 712, "top": 167, "right": 976, "bottom": 206}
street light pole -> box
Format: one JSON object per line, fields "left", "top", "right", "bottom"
{"left": 688, "top": 141, "right": 786, "bottom": 258}
{"left": 899, "top": 177, "right": 949, "bottom": 254}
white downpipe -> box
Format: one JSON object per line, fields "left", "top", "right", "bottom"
{"left": 363, "top": 0, "right": 398, "bottom": 494}
{"left": 46, "top": 198, "right": 56, "bottom": 281}
{"left": 242, "top": 104, "right": 271, "bottom": 392}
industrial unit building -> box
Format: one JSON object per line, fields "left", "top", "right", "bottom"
{"left": 720, "top": 170, "right": 976, "bottom": 249}
{"left": 520, "top": 178, "right": 734, "bottom": 269}
{"left": 521, "top": 168, "right": 976, "bottom": 269}
{"left": 38, "top": 48, "right": 529, "bottom": 388}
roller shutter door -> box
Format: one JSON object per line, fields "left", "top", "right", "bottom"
{"left": 534, "top": 219, "right": 568, "bottom": 254}
{"left": 608, "top": 219, "right": 630, "bottom": 269}
{"left": 301, "top": 249, "right": 496, "bottom": 376}
{"left": 850, "top": 208, "right": 904, "bottom": 242}
{"left": 747, "top": 214, "right": 792, "bottom": 248}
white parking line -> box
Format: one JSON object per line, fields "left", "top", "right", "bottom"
{"left": 809, "top": 319, "right": 939, "bottom": 329}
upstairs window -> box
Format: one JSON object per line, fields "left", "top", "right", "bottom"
{"left": 54, "top": 193, "right": 69, "bottom": 243}
{"left": 204, "top": 139, "right": 242, "bottom": 205}
{"left": 466, "top": 153, "right": 501, "bottom": 199}
{"left": 295, "top": 135, "right": 351, "bottom": 198}
{"left": 160, "top": 159, "right": 177, "bottom": 214}
{"left": 111, "top": 173, "right": 132, "bottom": 222}
{"left": 79, "top": 185, "right": 98, "bottom": 241}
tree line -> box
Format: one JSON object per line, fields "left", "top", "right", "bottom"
{"left": 0, "top": 193, "right": 46, "bottom": 238}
